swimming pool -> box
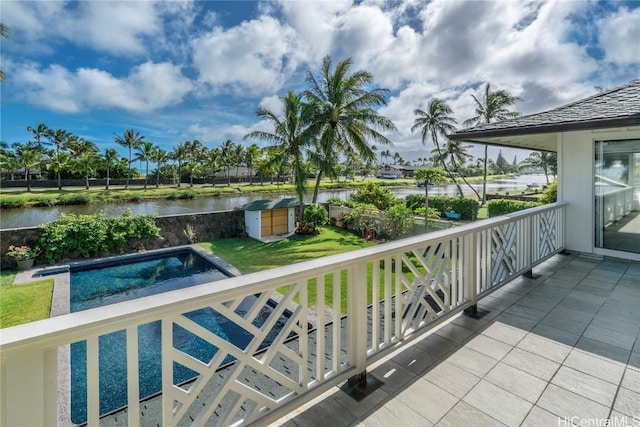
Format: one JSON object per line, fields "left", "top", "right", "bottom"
{"left": 68, "top": 248, "right": 288, "bottom": 424}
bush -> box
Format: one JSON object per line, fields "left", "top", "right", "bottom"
{"left": 168, "top": 190, "right": 196, "bottom": 200}
{"left": 380, "top": 204, "right": 414, "bottom": 240}
{"left": 405, "top": 195, "right": 479, "bottom": 220}
{"left": 349, "top": 182, "right": 397, "bottom": 210}
{"left": 38, "top": 211, "right": 161, "bottom": 263}
{"left": 57, "top": 193, "right": 91, "bottom": 205}
{"left": 414, "top": 207, "right": 442, "bottom": 219}
{"left": 343, "top": 204, "right": 381, "bottom": 239}
{"left": 487, "top": 199, "right": 543, "bottom": 217}
{"left": 325, "top": 197, "right": 345, "bottom": 206}
{"left": 539, "top": 179, "right": 557, "bottom": 204}
{"left": 303, "top": 204, "right": 328, "bottom": 231}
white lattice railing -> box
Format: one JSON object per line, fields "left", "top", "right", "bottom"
{"left": 0, "top": 203, "right": 566, "bottom": 427}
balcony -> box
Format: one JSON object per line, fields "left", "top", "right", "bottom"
{"left": 1, "top": 202, "right": 639, "bottom": 426}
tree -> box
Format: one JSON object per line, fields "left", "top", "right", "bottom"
{"left": 411, "top": 98, "right": 464, "bottom": 196}
{"left": 205, "top": 147, "right": 221, "bottom": 186}
{"left": 220, "top": 139, "right": 234, "bottom": 185}
{"left": 244, "top": 90, "right": 314, "bottom": 223}
{"left": 152, "top": 146, "right": 168, "bottom": 188}
{"left": 414, "top": 168, "right": 447, "bottom": 225}
{"left": 103, "top": 148, "right": 118, "bottom": 190}
{"left": 171, "top": 142, "right": 189, "bottom": 187}
{"left": 433, "top": 139, "right": 481, "bottom": 199}
{"left": 245, "top": 144, "right": 261, "bottom": 185}
{"left": 114, "top": 129, "right": 145, "bottom": 189}
{"left": 14, "top": 146, "right": 41, "bottom": 192}
{"left": 46, "top": 129, "right": 73, "bottom": 190}
{"left": 463, "top": 83, "right": 520, "bottom": 205}
{"left": 0, "top": 23, "right": 9, "bottom": 82}
{"left": 519, "top": 151, "right": 556, "bottom": 184}
{"left": 135, "top": 141, "right": 155, "bottom": 189}
{"left": 495, "top": 150, "right": 508, "bottom": 174}
{"left": 69, "top": 139, "right": 99, "bottom": 189}
{"left": 303, "top": 55, "right": 397, "bottom": 203}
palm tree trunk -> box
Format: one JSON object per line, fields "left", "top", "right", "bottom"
{"left": 57, "top": 171, "right": 62, "bottom": 191}
{"left": 481, "top": 144, "right": 488, "bottom": 206}
{"left": 144, "top": 160, "right": 149, "bottom": 189}
{"left": 450, "top": 158, "right": 481, "bottom": 200}
{"left": 433, "top": 135, "right": 463, "bottom": 197}
{"left": 106, "top": 168, "right": 110, "bottom": 190}
{"left": 85, "top": 173, "right": 89, "bottom": 189}
{"left": 424, "top": 184, "right": 429, "bottom": 227}
{"left": 312, "top": 170, "right": 323, "bottom": 204}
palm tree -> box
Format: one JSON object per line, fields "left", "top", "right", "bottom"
{"left": 433, "top": 139, "right": 481, "bottom": 200}
{"left": 245, "top": 144, "right": 261, "bottom": 185}
{"left": 114, "top": 129, "right": 145, "bottom": 189}
{"left": 411, "top": 98, "right": 463, "bottom": 196}
{"left": 134, "top": 141, "right": 155, "bottom": 189}
{"left": 152, "top": 146, "right": 168, "bottom": 188}
{"left": 171, "top": 142, "right": 189, "bottom": 187}
{"left": 519, "top": 151, "right": 556, "bottom": 184}
{"left": 244, "top": 90, "right": 314, "bottom": 223}
{"left": 103, "top": 148, "right": 118, "bottom": 190}
{"left": 0, "top": 23, "right": 10, "bottom": 82}
{"left": 46, "top": 129, "right": 73, "bottom": 190}
{"left": 15, "top": 147, "right": 40, "bottom": 192}
{"left": 70, "top": 139, "right": 99, "bottom": 189}
{"left": 185, "top": 140, "right": 205, "bottom": 187}
{"left": 463, "top": 83, "right": 521, "bottom": 205}
{"left": 220, "top": 139, "right": 234, "bottom": 186}
{"left": 303, "top": 55, "right": 397, "bottom": 203}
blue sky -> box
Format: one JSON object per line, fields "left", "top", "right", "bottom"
{"left": 1, "top": 0, "right": 639, "bottom": 164}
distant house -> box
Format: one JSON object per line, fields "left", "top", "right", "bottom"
{"left": 450, "top": 79, "right": 640, "bottom": 261}
{"left": 377, "top": 164, "right": 417, "bottom": 178}
{"left": 239, "top": 198, "right": 298, "bottom": 241}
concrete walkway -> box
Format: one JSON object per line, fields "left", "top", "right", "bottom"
{"left": 270, "top": 254, "right": 640, "bottom": 427}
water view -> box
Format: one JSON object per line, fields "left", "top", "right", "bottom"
{"left": 0, "top": 175, "right": 549, "bottom": 229}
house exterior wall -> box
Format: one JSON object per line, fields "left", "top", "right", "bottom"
{"left": 245, "top": 210, "right": 261, "bottom": 240}
{"left": 558, "top": 126, "right": 640, "bottom": 258}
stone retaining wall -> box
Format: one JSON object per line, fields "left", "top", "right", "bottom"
{"left": 0, "top": 210, "right": 245, "bottom": 268}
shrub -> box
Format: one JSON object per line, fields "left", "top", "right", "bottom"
{"left": 168, "top": 190, "right": 196, "bottom": 200}
{"left": 38, "top": 211, "right": 161, "bottom": 263}
{"left": 487, "top": 199, "right": 543, "bottom": 217}
{"left": 325, "top": 197, "right": 345, "bottom": 206}
{"left": 380, "top": 204, "right": 414, "bottom": 240}
{"left": 57, "top": 193, "right": 91, "bottom": 205}
{"left": 303, "top": 204, "right": 328, "bottom": 231}
{"left": 343, "top": 204, "right": 381, "bottom": 239}
{"left": 295, "top": 220, "right": 316, "bottom": 235}
{"left": 349, "top": 182, "right": 397, "bottom": 210}
{"left": 414, "top": 207, "right": 442, "bottom": 219}
{"left": 405, "top": 195, "right": 479, "bottom": 220}
{"left": 539, "top": 179, "right": 557, "bottom": 204}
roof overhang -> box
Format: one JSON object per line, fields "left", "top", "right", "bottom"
{"left": 450, "top": 117, "right": 640, "bottom": 152}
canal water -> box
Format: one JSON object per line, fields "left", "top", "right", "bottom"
{"left": 0, "top": 175, "right": 549, "bottom": 229}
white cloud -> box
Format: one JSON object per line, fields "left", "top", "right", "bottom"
{"left": 598, "top": 7, "right": 640, "bottom": 65}
{"left": 14, "top": 61, "right": 192, "bottom": 113}
{"left": 191, "top": 16, "right": 300, "bottom": 94}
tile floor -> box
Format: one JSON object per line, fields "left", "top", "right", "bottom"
{"left": 270, "top": 253, "right": 640, "bottom": 427}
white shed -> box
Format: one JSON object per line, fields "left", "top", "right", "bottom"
{"left": 240, "top": 198, "right": 298, "bottom": 241}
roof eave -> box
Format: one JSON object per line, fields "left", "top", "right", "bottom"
{"left": 450, "top": 116, "right": 640, "bottom": 141}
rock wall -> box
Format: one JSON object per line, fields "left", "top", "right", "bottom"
{"left": 0, "top": 210, "right": 245, "bottom": 268}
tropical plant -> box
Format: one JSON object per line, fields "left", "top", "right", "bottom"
{"left": 134, "top": 141, "right": 155, "bottom": 189}
{"left": 205, "top": 147, "right": 221, "bottom": 186}
{"left": 71, "top": 139, "right": 99, "bottom": 189}
{"left": 6, "top": 245, "right": 40, "bottom": 261}
{"left": 302, "top": 203, "right": 329, "bottom": 232}
{"left": 0, "top": 23, "right": 9, "bottom": 82}
{"left": 15, "top": 147, "right": 41, "bottom": 192}
{"left": 245, "top": 144, "right": 261, "bottom": 185}
{"left": 519, "top": 151, "right": 556, "bottom": 184}
{"left": 411, "top": 99, "right": 464, "bottom": 196}
{"left": 220, "top": 139, "right": 235, "bottom": 185}
{"left": 114, "top": 129, "right": 145, "bottom": 189}
{"left": 244, "top": 90, "right": 315, "bottom": 222}
{"left": 152, "top": 146, "right": 168, "bottom": 188}
{"left": 539, "top": 178, "right": 557, "bottom": 204}
{"left": 463, "top": 83, "right": 521, "bottom": 204}
{"left": 349, "top": 182, "right": 397, "bottom": 211}
{"left": 433, "top": 139, "right": 481, "bottom": 200}
{"left": 171, "top": 142, "right": 190, "bottom": 187}
{"left": 414, "top": 167, "right": 447, "bottom": 225}
{"left": 102, "top": 148, "right": 118, "bottom": 189}
{"left": 303, "top": 55, "right": 397, "bottom": 203}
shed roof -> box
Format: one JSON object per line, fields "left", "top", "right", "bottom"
{"left": 240, "top": 198, "right": 299, "bottom": 211}
{"left": 449, "top": 79, "right": 640, "bottom": 151}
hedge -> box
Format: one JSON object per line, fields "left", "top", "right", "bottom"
{"left": 405, "top": 195, "right": 479, "bottom": 220}
{"left": 487, "top": 199, "right": 542, "bottom": 217}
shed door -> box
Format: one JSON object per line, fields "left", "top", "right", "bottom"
{"left": 272, "top": 209, "right": 288, "bottom": 234}
{"left": 260, "top": 209, "right": 289, "bottom": 236}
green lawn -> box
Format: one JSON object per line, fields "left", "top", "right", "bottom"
{"left": 0, "top": 270, "right": 54, "bottom": 328}
{"left": 200, "top": 226, "right": 427, "bottom": 313}
{"left": 200, "top": 226, "right": 374, "bottom": 274}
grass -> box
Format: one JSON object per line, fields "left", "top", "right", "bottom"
{"left": 200, "top": 226, "right": 430, "bottom": 313}
{"left": 0, "top": 270, "right": 54, "bottom": 328}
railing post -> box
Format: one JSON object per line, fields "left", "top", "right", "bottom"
{"left": 2, "top": 348, "right": 56, "bottom": 426}
{"left": 463, "top": 231, "right": 479, "bottom": 317}
{"left": 347, "top": 261, "right": 368, "bottom": 386}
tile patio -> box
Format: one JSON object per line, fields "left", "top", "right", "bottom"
{"left": 269, "top": 253, "right": 640, "bottom": 427}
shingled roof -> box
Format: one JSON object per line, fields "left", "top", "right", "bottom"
{"left": 450, "top": 80, "right": 640, "bottom": 141}
{"left": 239, "top": 198, "right": 299, "bottom": 211}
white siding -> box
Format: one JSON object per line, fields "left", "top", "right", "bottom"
{"left": 245, "top": 210, "right": 261, "bottom": 240}
{"left": 558, "top": 126, "right": 640, "bottom": 256}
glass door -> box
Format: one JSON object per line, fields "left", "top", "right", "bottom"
{"left": 594, "top": 140, "right": 640, "bottom": 254}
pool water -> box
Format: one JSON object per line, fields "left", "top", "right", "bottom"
{"left": 69, "top": 250, "right": 288, "bottom": 424}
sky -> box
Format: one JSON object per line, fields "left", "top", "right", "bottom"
{"left": 1, "top": 0, "right": 639, "bottom": 166}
